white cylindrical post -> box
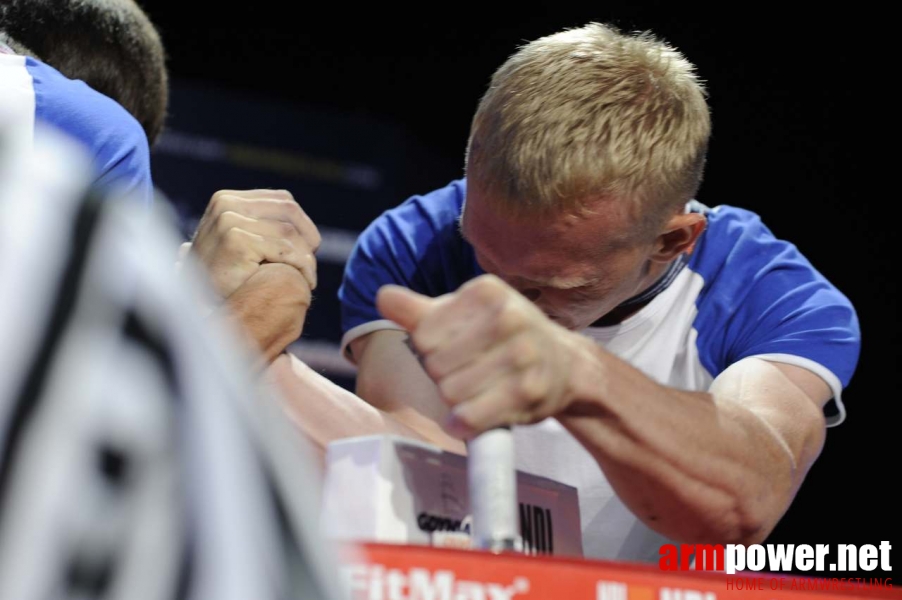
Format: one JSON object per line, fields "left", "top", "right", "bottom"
{"left": 467, "top": 427, "right": 519, "bottom": 552}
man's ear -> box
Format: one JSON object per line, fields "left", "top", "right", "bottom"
{"left": 649, "top": 212, "right": 707, "bottom": 263}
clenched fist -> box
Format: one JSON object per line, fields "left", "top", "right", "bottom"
{"left": 376, "top": 275, "right": 595, "bottom": 438}
{"left": 190, "top": 189, "right": 320, "bottom": 297}
{"left": 187, "top": 189, "right": 321, "bottom": 362}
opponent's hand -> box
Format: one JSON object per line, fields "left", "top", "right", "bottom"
{"left": 190, "top": 189, "right": 320, "bottom": 299}
{"left": 376, "top": 275, "right": 588, "bottom": 438}
{"left": 225, "top": 262, "right": 313, "bottom": 364}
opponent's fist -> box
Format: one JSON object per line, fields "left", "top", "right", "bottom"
{"left": 190, "top": 189, "right": 320, "bottom": 299}
{"left": 226, "top": 262, "right": 313, "bottom": 364}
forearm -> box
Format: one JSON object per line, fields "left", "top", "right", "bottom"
{"left": 265, "top": 353, "right": 440, "bottom": 467}
{"left": 221, "top": 263, "right": 310, "bottom": 365}
{"left": 558, "top": 340, "right": 822, "bottom": 544}
{"left": 353, "top": 331, "right": 468, "bottom": 455}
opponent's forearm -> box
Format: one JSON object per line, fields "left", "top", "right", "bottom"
{"left": 267, "top": 353, "right": 465, "bottom": 469}
{"left": 222, "top": 263, "right": 311, "bottom": 364}
{"left": 557, "top": 340, "right": 808, "bottom": 544}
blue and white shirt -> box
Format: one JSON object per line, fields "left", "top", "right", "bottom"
{"left": 338, "top": 178, "right": 861, "bottom": 562}
{"left": 0, "top": 46, "right": 152, "bottom": 206}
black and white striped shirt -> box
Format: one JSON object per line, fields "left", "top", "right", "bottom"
{"left": 0, "top": 126, "right": 345, "bottom": 600}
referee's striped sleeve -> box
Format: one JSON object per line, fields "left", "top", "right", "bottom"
{"left": 0, "top": 125, "right": 346, "bottom": 600}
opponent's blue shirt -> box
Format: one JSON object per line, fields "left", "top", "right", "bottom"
{"left": 0, "top": 51, "right": 152, "bottom": 205}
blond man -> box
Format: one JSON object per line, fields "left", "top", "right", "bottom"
{"left": 332, "top": 23, "right": 860, "bottom": 561}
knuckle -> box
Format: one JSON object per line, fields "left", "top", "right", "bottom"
{"left": 422, "top": 353, "right": 444, "bottom": 381}
{"left": 511, "top": 336, "right": 538, "bottom": 369}
{"left": 209, "top": 190, "right": 229, "bottom": 206}
{"left": 496, "top": 305, "right": 525, "bottom": 336}
{"left": 437, "top": 376, "right": 461, "bottom": 403}
{"left": 282, "top": 198, "right": 304, "bottom": 218}
{"left": 477, "top": 273, "right": 504, "bottom": 288}
{"left": 475, "top": 274, "right": 504, "bottom": 295}
{"left": 480, "top": 273, "right": 509, "bottom": 294}
{"left": 310, "top": 227, "right": 322, "bottom": 251}
{"left": 303, "top": 253, "right": 318, "bottom": 278}
{"left": 222, "top": 226, "right": 247, "bottom": 249}
{"left": 462, "top": 274, "right": 506, "bottom": 307}
{"left": 517, "top": 369, "right": 548, "bottom": 404}
{"left": 209, "top": 191, "right": 236, "bottom": 215}
{"left": 215, "top": 210, "right": 240, "bottom": 233}
{"left": 279, "top": 220, "right": 297, "bottom": 237}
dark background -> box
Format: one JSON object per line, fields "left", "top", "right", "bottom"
{"left": 142, "top": 4, "right": 895, "bottom": 578}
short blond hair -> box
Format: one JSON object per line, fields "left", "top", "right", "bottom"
{"left": 465, "top": 23, "right": 710, "bottom": 233}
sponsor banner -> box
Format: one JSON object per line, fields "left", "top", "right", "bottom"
{"left": 321, "top": 435, "right": 582, "bottom": 556}
{"left": 338, "top": 543, "right": 897, "bottom": 600}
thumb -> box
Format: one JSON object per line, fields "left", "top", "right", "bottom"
{"left": 376, "top": 285, "right": 434, "bottom": 332}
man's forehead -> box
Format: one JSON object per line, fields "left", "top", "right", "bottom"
{"left": 458, "top": 196, "right": 631, "bottom": 287}
{"left": 460, "top": 191, "right": 634, "bottom": 248}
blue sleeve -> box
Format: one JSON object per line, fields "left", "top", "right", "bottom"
{"left": 691, "top": 207, "right": 861, "bottom": 390}
{"left": 338, "top": 179, "right": 480, "bottom": 336}
{"left": 27, "top": 58, "right": 153, "bottom": 207}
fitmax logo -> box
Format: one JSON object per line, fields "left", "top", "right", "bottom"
{"left": 344, "top": 564, "right": 530, "bottom": 600}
